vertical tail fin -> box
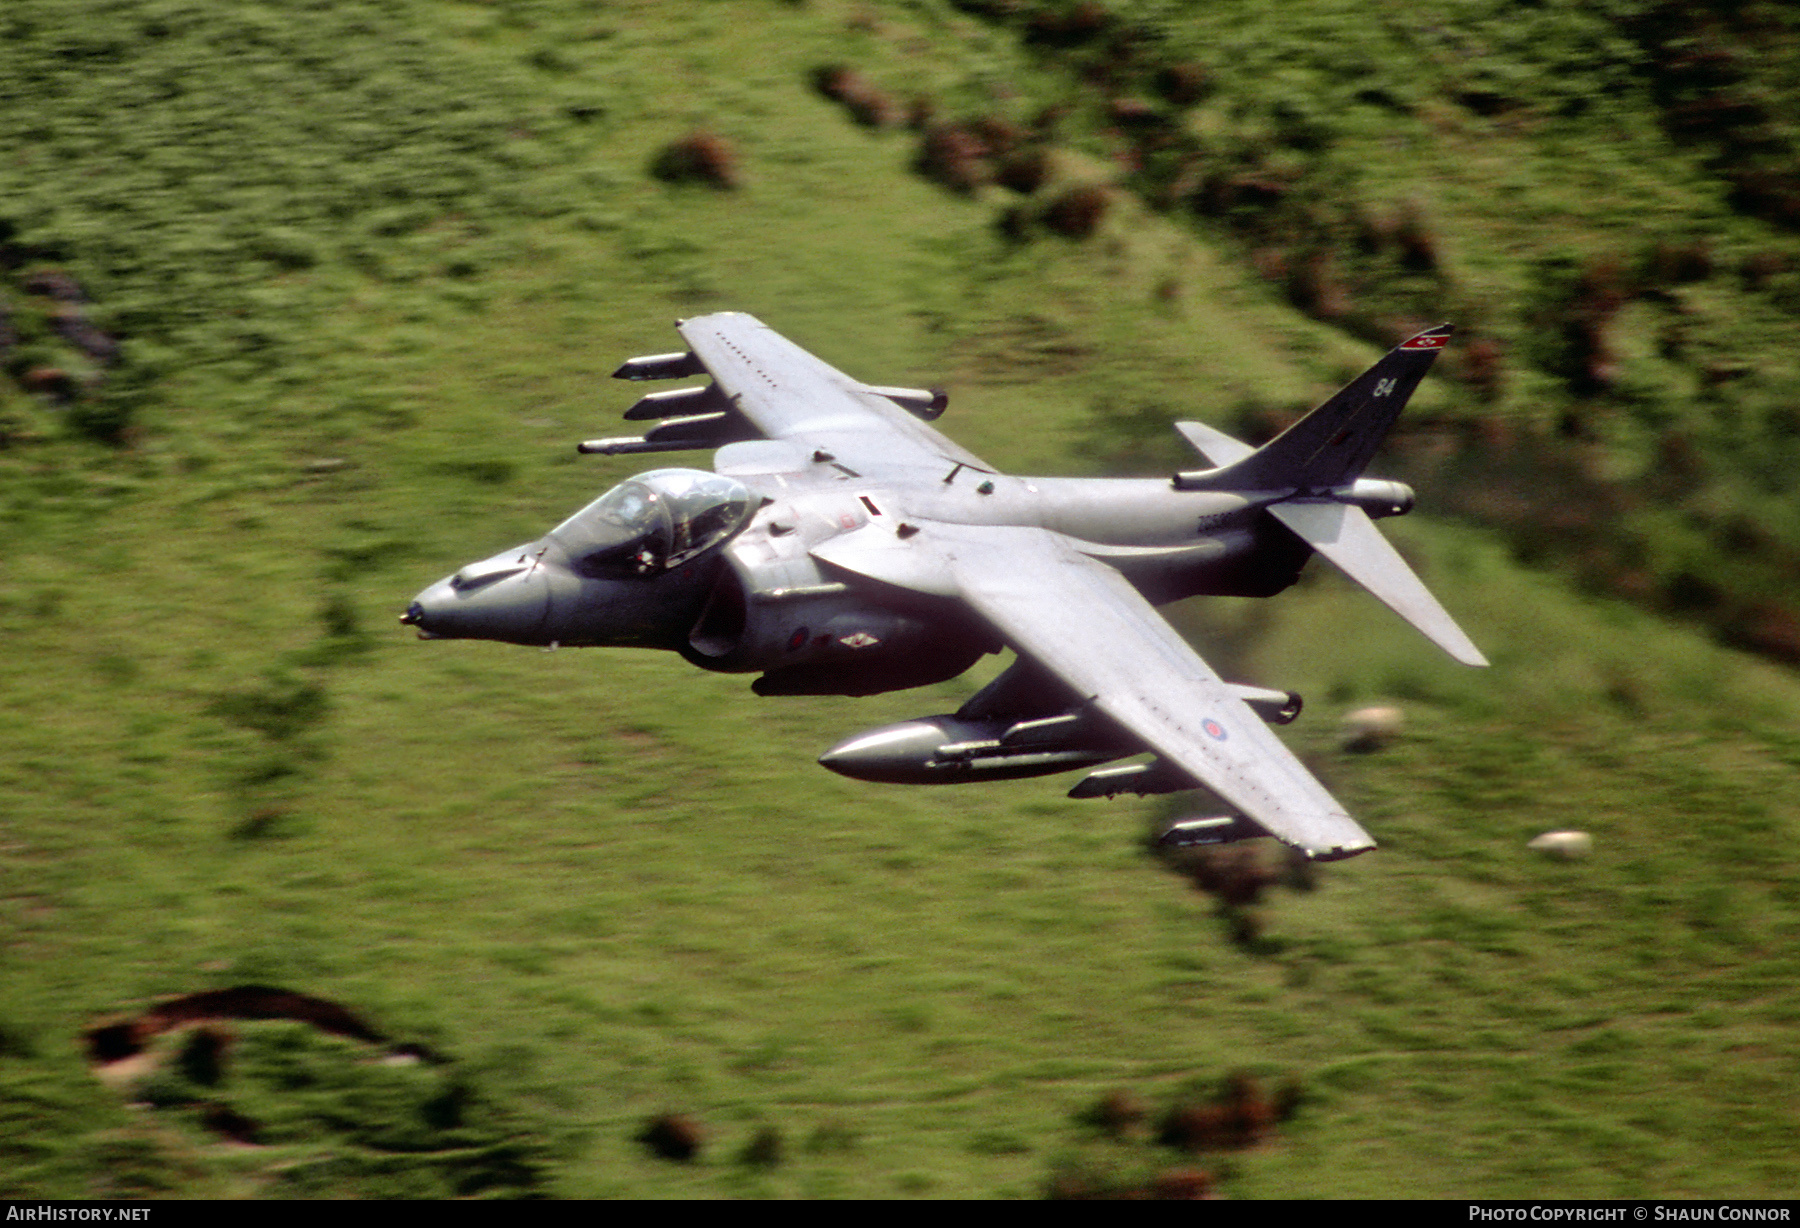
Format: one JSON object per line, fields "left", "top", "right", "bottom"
{"left": 1171, "top": 324, "right": 1484, "bottom": 666}
{"left": 1177, "top": 325, "right": 1451, "bottom": 493}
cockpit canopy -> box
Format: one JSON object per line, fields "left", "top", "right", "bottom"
{"left": 549, "top": 468, "right": 756, "bottom": 579}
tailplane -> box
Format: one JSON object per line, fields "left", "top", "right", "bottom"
{"left": 1170, "top": 325, "right": 1485, "bottom": 667}
{"left": 1265, "top": 499, "right": 1488, "bottom": 666}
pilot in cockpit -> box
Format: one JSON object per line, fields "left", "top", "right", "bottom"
{"left": 549, "top": 469, "right": 755, "bottom": 578}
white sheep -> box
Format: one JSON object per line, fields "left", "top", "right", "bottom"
{"left": 1340, "top": 706, "right": 1403, "bottom": 753}
{"left": 1527, "top": 830, "right": 1593, "bottom": 860}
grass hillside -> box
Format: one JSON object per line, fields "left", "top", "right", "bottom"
{"left": 2, "top": 0, "right": 1798, "bottom": 1199}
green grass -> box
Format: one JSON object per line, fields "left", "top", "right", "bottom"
{"left": 2, "top": 0, "right": 1799, "bottom": 1200}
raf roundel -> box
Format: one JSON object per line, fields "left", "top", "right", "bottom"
{"left": 1202, "top": 718, "right": 1228, "bottom": 742}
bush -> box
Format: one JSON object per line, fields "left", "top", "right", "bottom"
{"left": 1042, "top": 185, "right": 1110, "bottom": 238}
{"left": 650, "top": 132, "right": 740, "bottom": 189}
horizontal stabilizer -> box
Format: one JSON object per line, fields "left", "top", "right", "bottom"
{"left": 1173, "top": 420, "right": 1254, "bottom": 468}
{"left": 1267, "top": 500, "right": 1488, "bottom": 666}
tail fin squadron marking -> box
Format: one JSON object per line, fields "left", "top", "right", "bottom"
{"left": 1399, "top": 331, "right": 1450, "bottom": 352}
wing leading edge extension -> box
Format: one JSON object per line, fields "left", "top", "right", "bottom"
{"left": 924, "top": 522, "right": 1376, "bottom": 861}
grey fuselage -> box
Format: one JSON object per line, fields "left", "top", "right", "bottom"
{"left": 404, "top": 467, "right": 1314, "bottom": 697}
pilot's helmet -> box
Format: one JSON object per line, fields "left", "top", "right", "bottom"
{"left": 551, "top": 468, "right": 755, "bottom": 577}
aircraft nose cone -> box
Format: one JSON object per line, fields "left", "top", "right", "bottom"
{"left": 404, "top": 551, "right": 562, "bottom": 644}
{"left": 402, "top": 577, "right": 461, "bottom": 638}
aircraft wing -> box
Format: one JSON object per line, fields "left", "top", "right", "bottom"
{"left": 675, "top": 312, "right": 992, "bottom": 481}
{"left": 675, "top": 314, "right": 1372, "bottom": 856}
{"left": 923, "top": 521, "right": 1376, "bottom": 861}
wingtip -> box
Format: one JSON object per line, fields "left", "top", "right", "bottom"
{"left": 1447, "top": 634, "right": 1490, "bottom": 668}
{"left": 1309, "top": 841, "right": 1377, "bottom": 862}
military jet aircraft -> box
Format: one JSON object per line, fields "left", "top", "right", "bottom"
{"left": 402, "top": 312, "right": 1485, "bottom": 861}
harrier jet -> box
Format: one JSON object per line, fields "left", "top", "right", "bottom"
{"left": 402, "top": 313, "right": 1485, "bottom": 861}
